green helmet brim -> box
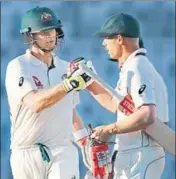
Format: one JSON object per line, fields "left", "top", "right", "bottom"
{"left": 20, "top": 24, "right": 62, "bottom": 34}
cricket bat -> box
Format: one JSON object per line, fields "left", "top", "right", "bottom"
{"left": 80, "top": 62, "right": 176, "bottom": 155}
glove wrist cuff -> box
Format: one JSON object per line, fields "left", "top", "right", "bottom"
{"left": 61, "top": 79, "right": 73, "bottom": 93}
{"left": 73, "top": 128, "right": 88, "bottom": 142}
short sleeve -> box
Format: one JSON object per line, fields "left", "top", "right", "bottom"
{"left": 5, "top": 60, "right": 37, "bottom": 102}
{"left": 73, "top": 91, "right": 80, "bottom": 107}
{"left": 129, "top": 66, "right": 156, "bottom": 108}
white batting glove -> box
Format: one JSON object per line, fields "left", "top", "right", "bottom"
{"left": 67, "top": 57, "right": 97, "bottom": 88}
{"left": 86, "top": 60, "right": 97, "bottom": 75}
{"left": 67, "top": 57, "right": 86, "bottom": 77}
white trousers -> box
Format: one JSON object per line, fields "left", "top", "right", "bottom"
{"left": 10, "top": 143, "right": 79, "bottom": 179}
{"left": 113, "top": 147, "right": 165, "bottom": 179}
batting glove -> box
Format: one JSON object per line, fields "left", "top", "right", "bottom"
{"left": 80, "top": 135, "right": 112, "bottom": 179}
{"left": 67, "top": 57, "right": 97, "bottom": 88}
{"left": 61, "top": 75, "right": 88, "bottom": 93}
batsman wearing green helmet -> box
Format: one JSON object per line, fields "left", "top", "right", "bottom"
{"left": 5, "top": 6, "right": 93, "bottom": 179}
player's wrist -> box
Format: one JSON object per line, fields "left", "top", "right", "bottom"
{"left": 61, "top": 75, "right": 86, "bottom": 93}
{"left": 61, "top": 78, "right": 73, "bottom": 93}
{"left": 73, "top": 128, "right": 89, "bottom": 144}
{"left": 86, "top": 81, "right": 96, "bottom": 90}
{"left": 106, "top": 122, "right": 120, "bottom": 135}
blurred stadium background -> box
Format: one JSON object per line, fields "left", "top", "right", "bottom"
{"left": 1, "top": 1, "right": 175, "bottom": 179}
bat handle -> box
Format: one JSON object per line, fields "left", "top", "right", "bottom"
{"left": 87, "top": 124, "right": 94, "bottom": 136}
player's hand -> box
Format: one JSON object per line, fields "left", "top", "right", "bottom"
{"left": 91, "top": 125, "right": 111, "bottom": 143}
{"left": 67, "top": 57, "right": 85, "bottom": 76}
{"left": 62, "top": 75, "right": 87, "bottom": 93}
{"left": 67, "top": 57, "right": 97, "bottom": 88}
{"left": 68, "top": 57, "right": 97, "bottom": 75}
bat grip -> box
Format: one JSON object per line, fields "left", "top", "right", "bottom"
{"left": 87, "top": 124, "right": 93, "bottom": 135}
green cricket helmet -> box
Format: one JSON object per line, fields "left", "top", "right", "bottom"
{"left": 21, "top": 6, "right": 64, "bottom": 52}
{"left": 20, "top": 6, "right": 62, "bottom": 34}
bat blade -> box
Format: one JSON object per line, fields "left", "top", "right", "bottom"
{"left": 145, "top": 120, "right": 175, "bottom": 155}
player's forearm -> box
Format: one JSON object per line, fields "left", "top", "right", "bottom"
{"left": 105, "top": 105, "right": 156, "bottom": 134}
{"left": 72, "top": 110, "right": 85, "bottom": 132}
{"left": 23, "top": 83, "right": 67, "bottom": 113}
{"left": 87, "top": 81, "right": 118, "bottom": 113}
{"left": 72, "top": 110, "right": 88, "bottom": 148}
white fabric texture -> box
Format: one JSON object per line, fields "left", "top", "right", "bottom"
{"left": 6, "top": 49, "right": 80, "bottom": 147}
{"left": 11, "top": 143, "right": 79, "bottom": 179}
{"left": 113, "top": 147, "right": 165, "bottom": 179}
{"left": 114, "top": 48, "right": 169, "bottom": 151}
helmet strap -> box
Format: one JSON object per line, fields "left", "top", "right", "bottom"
{"left": 33, "top": 42, "right": 55, "bottom": 53}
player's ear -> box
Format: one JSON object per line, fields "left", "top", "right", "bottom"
{"left": 116, "top": 34, "right": 123, "bottom": 45}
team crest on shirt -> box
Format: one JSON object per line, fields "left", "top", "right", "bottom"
{"left": 32, "top": 76, "right": 43, "bottom": 89}
{"left": 41, "top": 12, "right": 52, "bottom": 22}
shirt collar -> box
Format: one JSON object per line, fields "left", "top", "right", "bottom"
{"left": 120, "top": 48, "right": 147, "bottom": 71}
{"left": 26, "top": 49, "right": 56, "bottom": 67}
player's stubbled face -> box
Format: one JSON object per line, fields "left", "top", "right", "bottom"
{"left": 102, "top": 38, "right": 122, "bottom": 60}
{"left": 34, "top": 29, "right": 57, "bottom": 50}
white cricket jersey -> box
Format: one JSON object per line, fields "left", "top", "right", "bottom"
{"left": 114, "top": 48, "right": 169, "bottom": 151}
{"left": 5, "top": 49, "right": 80, "bottom": 149}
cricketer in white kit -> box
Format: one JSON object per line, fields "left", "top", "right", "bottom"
{"left": 5, "top": 6, "right": 91, "bottom": 179}
{"left": 84, "top": 13, "right": 169, "bottom": 179}
{"left": 111, "top": 48, "right": 167, "bottom": 179}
